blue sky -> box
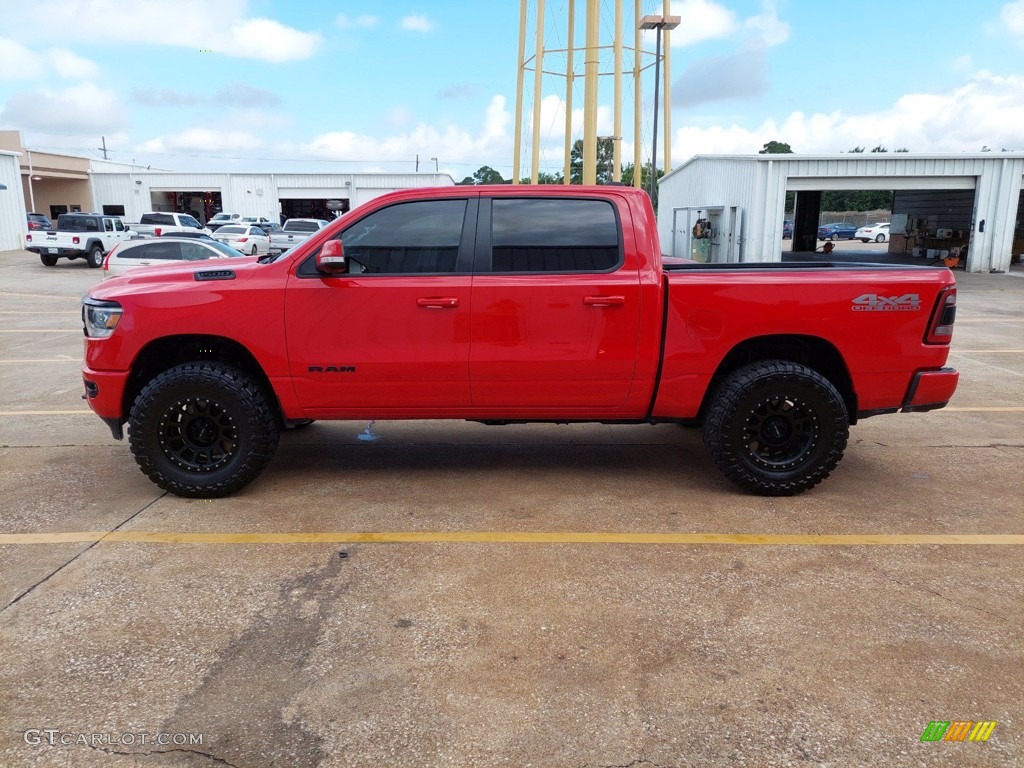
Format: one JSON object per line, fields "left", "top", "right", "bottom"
{"left": 2, "top": 0, "right": 1023, "bottom": 179}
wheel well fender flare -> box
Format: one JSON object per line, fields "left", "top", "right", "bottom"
{"left": 700, "top": 334, "right": 856, "bottom": 422}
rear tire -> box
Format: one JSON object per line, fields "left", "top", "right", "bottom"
{"left": 128, "top": 362, "right": 280, "bottom": 498}
{"left": 40, "top": 254, "right": 58, "bottom": 267}
{"left": 703, "top": 360, "right": 848, "bottom": 496}
{"left": 86, "top": 245, "right": 104, "bottom": 268}
{"left": 875, "top": 234, "right": 885, "bottom": 243}
{"left": 251, "top": 245, "right": 258, "bottom": 255}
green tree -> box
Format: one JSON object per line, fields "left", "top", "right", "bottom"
{"left": 519, "top": 171, "right": 565, "bottom": 185}
{"left": 458, "top": 165, "right": 505, "bottom": 185}
{"left": 870, "top": 145, "right": 888, "bottom": 153}
{"left": 759, "top": 140, "right": 793, "bottom": 154}
{"left": 569, "top": 137, "right": 616, "bottom": 184}
{"left": 848, "top": 146, "right": 865, "bottom": 153}
{"left": 620, "top": 163, "right": 663, "bottom": 189}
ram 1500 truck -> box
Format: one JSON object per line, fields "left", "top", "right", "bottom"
{"left": 130, "top": 212, "right": 210, "bottom": 238}
{"left": 27, "top": 213, "right": 135, "bottom": 267}
{"left": 81, "top": 186, "right": 959, "bottom": 498}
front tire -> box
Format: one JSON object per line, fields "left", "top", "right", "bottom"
{"left": 128, "top": 362, "right": 280, "bottom": 498}
{"left": 702, "top": 361, "right": 849, "bottom": 496}
{"left": 831, "top": 233, "right": 839, "bottom": 241}
{"left": 86, "top": 245, "right": 104, "bottom": 268}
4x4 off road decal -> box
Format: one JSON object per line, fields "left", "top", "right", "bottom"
{"left": 852, "top": 293, "right": 922, "bottom": 312}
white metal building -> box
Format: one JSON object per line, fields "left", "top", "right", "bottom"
{"left": 657, "top": 154, "right": 1024, "bottom": 273}
{"left": 88, "top": 170, "right": 455, "bottom": 226}
{"left": 0, "top": 150, "right": 29, "bottom": 252}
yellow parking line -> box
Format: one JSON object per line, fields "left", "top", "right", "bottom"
{"left": 1, "top": 531, "right": 1022, "bottom": 546}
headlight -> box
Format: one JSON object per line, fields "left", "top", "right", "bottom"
{"left": 82, "top": 298, "right": 123, "bottom": 338}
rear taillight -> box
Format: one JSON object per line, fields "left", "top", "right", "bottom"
{"left": 925, "top": 286, "right": 957, "bottom": 344}
{"left": 237, "top": 237, "right": 248, "bottom": 242}
{"left": 103, "top": 245, "right": 119, "bottom": 271}
{"left": 26, "top": 234, "right": 32, "bottom": 242}
{"left": 155, "top": 228, "right": 162, "bottom": 236}
{"left": 73, "top": 236, "right": 80, "bottom": 244}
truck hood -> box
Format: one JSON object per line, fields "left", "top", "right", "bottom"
{"left": 90, "top": 257, "right": 261, "bottom": 300}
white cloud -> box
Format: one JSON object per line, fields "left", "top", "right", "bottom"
{"left": 137, "top": 128, "right": 263, "bottom": 155}
{"left": 336, "top": 13, "right": 379, "bottom": 29}
{"left": 671, "top": 72, "right": 1024, "bottom": 159}
{"left": 47, "top": 49, "right": 101, "bottom": 80}
{"left": 0, "top": 1, "right": 321, "bottom": 63}
{"left": 401, "top": 15, "right": 436, "bottom": 33}
{"left": 0, "top": 38, "right": 46, "bottom": 79}
{"left": 296, "top": 95, "right": 509, "bottom": 169}
{"left": 0, "top": 38, "right": 101, "bottom": 81}
{"left": 745, "top": 1, "right": 789, "bottom": 47}
{"left": 669, "top": 0, "right": 738, "bottom": 46}
{"left": 0, "top": 83, "right": 127, "bottom": 135}
{"left": 1001, "top": 0, "right": 1024, "bottom": 36}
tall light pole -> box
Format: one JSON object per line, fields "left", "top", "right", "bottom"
{"left": 639, "top": 14, "right": 679, "bottom": 205}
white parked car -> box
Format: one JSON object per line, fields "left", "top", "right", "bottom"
{"left": 207, "top": 212, "right": 241, "bottom": 231}
{"left": 238, "top": 216, "right": 276, "bottom": 229}
{"left": 855, "top": 222, "right": 890, "bottom": 243}
{"left": 212, "top": 225, "right": 272, "bottom": 255}
{"left": 102, "top": 237, "right": 245, "bottom": 279}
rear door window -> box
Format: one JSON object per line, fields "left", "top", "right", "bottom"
{"left": 486, "top": 198, "right": 621, "bottom": 273}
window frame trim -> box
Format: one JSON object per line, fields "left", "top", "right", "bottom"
{"left": 296, "top": 197, "right": 478, "bottom": 278}
{"left": 476, "top": 195, "right": 625, "bottom": 275}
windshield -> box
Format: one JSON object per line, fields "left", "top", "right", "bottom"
{"left": 210, "top": 214, "right": 234, "bottom": 222}
{"left": 216, "top": 226, "right": 246, "bottom": 235}
{"left": 283, "top": 220, "right": 323, "bottom": 233}
{"left": 207, "top": 240, "right": 247, "bottom": 257}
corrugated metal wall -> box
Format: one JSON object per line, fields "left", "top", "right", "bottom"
{"left": 89, "top": 171, "right": 456, "bottom": 224}
{"left": 0, "top": 152, "right": 29, "bottom": 251}
{"left": 657, "top": 154, "right": 1024, "bottom": 272}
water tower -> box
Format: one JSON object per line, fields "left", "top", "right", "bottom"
{"left": 511, "top": 0, "right": 678, "bottom": 188}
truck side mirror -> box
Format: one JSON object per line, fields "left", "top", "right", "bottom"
{"left": 316, "top": 239, "right": 348, "bottom": 274}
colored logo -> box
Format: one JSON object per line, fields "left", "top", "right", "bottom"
{"left": 920, "top": 720, "right": 997, "bottom": 742}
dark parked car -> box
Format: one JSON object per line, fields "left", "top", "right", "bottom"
{"left": 817, "top": 222, "right": 859, "bottom": 241}
{"left": 782, "top": 220, "right": 793, "bottom": 238}
{"left": 26, "top": 213, "right": 53, "bottom": 231}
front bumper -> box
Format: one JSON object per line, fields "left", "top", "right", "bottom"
{"left": 902, "top": 367, "right": 959, "bottom": 412}
{"left": 82, "top": 366, "right": 130, "bottom": 439}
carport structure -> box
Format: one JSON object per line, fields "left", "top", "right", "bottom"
{"left": 656, "top": 153, "right": 1024, "bottom": 273}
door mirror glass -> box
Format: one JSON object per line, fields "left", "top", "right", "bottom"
{"left": 316, "top": 239, "right": 347, "bottom": 274}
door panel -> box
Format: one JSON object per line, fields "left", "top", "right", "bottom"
{"left": 469, "top": 197, "right": 642, "bottom": 410}
{"left": 285, "top": 197, "right": 476, "bottom": 415}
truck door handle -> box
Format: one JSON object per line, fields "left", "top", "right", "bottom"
{"left": 416, "top": 297, "right": 459, "bottom": 309}
{"left": 583, "top": 295, "right": 625, "bottom": 306}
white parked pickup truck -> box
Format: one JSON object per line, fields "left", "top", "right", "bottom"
{"left": 131, "top": 212, "right": 210, "bottom": 238}
{"left": 25, "top": 213, "right": 136, "bottom": 268}
{"left": 268, "top": 218, "right": 330, "bottom": 254}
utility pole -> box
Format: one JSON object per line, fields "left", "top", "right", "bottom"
{"left": 98, "top": 136, "right": 108, "bottom": 160}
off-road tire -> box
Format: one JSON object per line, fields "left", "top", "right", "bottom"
{"left": 40, "top": 254, "right": 58, "bottom": 267}
{"left": 702, "top": 360, "right": 848, "bottom": 496}
{"left": 86, "top": 245, "right": 104, "bottom": 268}
{"left": 128, "top": 362, "right": 280, "bottom": 498}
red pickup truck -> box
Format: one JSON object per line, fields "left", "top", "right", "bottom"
{"left": 81, "top": 186, "right": 958, "bottom": 498}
